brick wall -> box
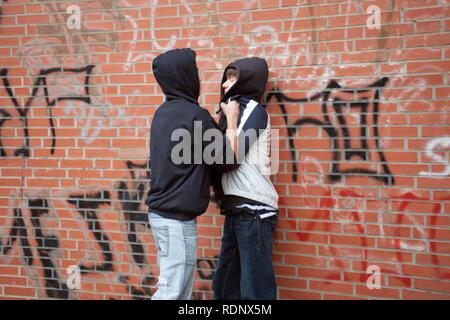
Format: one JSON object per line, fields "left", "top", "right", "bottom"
{"left": 0, "top": 0, "right": 449, "bottom": 300}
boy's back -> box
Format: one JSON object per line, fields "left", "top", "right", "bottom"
{"left": 146, "top": 48, "right": 214, "bottom": 220}
{"left": 146, "top": 48, "right": 241, "bottom": 300}
{"left": 146, "top": 48, "right": 238, "bottom": 220}
{"left": 148, "top": 98, "right": 210, "bottom": 219}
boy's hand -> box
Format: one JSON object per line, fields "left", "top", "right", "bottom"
{"left": 220, "top": 100, "right": 239, "bottom": 122}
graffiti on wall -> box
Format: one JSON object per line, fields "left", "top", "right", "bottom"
{"left": 0, "top": 66, "right": 95, "bottom": 157}
{"left": 266, "top": 77, "right": 394, "bottom": 185}
{"left": 1, "top": 0, "right": 449, "bottom": 299}
{"left": 1, "top": 70, "right": 448, "bottom": 298}
{"left": 419, "top": 137, "right": 450, "bottom": 177}
{"left": 265, "top": 75, "right": 450, "bottom": 285}
{"left": 0, "top": 159, "right": 219, "bottom": 299}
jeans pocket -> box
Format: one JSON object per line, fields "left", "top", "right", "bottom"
{"left": 260, "top": 217, "right": 276, "bottom": 252}
{"left": 151, "top": 225, "right": 170, "bottom": 258}
{"left": 237, "top": 210, "right": 260, "bottom": 249}
{"left": 239, "top": 209, "right": 257, "bottom": 221}
{"left": 183, "top": 223, "right": 197, "bottom": 266}
{"left": 264, "top": 215, "right": 277, "bottom": 232}
{"left": 256, "top": 217, "right": 261, "bottom": 250}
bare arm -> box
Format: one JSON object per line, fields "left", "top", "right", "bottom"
{"left": 220, "top": 100, "right": 239, "bottom": 159}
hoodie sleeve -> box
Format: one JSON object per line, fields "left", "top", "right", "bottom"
{"left": 236, "top": 101, "right": 268, "bottom": 162}
{"left": 196, "top": 108, "right": 239, "bottom": 172}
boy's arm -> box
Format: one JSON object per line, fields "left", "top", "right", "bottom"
{"left": 197, "top": 107, "right": 240, "bottom": 172}
{"left": 221, "top": 100, "right": 239, "bottom": 160}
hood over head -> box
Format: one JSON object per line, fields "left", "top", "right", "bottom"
{"left": 220, "top": 57, "right": 269, "bottom": 103}
{"left": 152, "top": 48, "right": 200, "bottom": 104}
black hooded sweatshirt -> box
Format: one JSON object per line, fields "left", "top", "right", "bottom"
{"left": 212, "top": 57, "right": 270, "bottom": 205}
{"left": 146, "top": 48, "right": 238, "bottom": 221}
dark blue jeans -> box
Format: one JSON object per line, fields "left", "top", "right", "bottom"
{"left": 212, "top": 209, "right": 277, "bottom": 300}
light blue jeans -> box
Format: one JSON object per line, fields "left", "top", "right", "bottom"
{"left": 148, "top": 212, "right": 197, "bottom": 300}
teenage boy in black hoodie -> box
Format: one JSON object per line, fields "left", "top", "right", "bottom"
{"left": 145, "top": 48, "right": 240, "bottom": 300}
{"left": 212, "top": 57, "right": 279, "bottom": 300}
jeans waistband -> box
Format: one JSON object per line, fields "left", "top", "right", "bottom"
{"left": 148, "top": 212, "right": 196, "bottom": 224}
{"left": 221, "top": 207, "right": 277, "bottom": 220}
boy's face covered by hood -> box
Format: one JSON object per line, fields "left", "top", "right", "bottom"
{"left": 152, "top": 48, "right": 200, "bottom": 104}
{"left": 222, "top": 74, "right": 238, "bottom": 94}
{"left": 220, "top": 57, "right": 269, "bottom": 103}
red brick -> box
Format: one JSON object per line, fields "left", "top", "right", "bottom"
{"left": 297, "top": 268, "right": 342, "bottom": 281}
{"left": 277, "top": 277, "right": 307, "bottom": 289}
{"left": 0, "top": 0, "right": 449, "bottom": 302}
{"left": 403, "top": 289, "right": 450, "bottom": 300}
{"left": 414, "top": 279, "right": 450, "bottom": 293}
{"left": 323, "top": 293, "right": 365, "bottom": 300}
{"left": 310, "top": 280, "right": 354, "bottom": 295}
{"left": 279, "top": 289, "right": 321, "bottom": 300}
{"left": 4, "top": 286, "right": 36, "bottom": 298}
{"left": 355, "top": 285, "right": 401, "bottom": 299}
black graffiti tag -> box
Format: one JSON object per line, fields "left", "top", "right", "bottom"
{"left": 1, "top": 207, "right": 33, "bottom": 266}
{"left": 67, "top": 190, "right": 114, "bottom": 273}
{"left": 29, "top": 199, "right": 69, "bottom": 299}
{"left": 0, "top": 65, "right": 94, "bottom": 157}
{"left": 266, "top": 77, "right": 394, "bottom": 185}
{"left": 1, "top": 200, "right": 69, "bottom": 299}
{"left": 117, "top": 160, "right": 150, "bottom": 267}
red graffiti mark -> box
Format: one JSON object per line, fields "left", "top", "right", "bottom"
{"left": 296, "top": 187, "right": 366, "bottom": 281}
{"left": 394, "top": 192, "right": 450, "bottom": 280}
{"left": 297, "top": 189, "right": 334, "bottom": 242}
{"left": 286, "top": 187, "right": 450, "bottom": 286}
{"left": 338, "top": 189, "right": 368, "bottom": 283}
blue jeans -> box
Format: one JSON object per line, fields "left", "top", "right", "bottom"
{"left": 148, "top": 212, "right": 197, "bottom": 300}
{"left": 212, "top": 209, "right": 277, "bottom": 300}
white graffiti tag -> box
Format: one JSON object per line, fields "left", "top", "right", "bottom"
{"left": 420, "top": 137, "right": 450, "bottom": 177}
